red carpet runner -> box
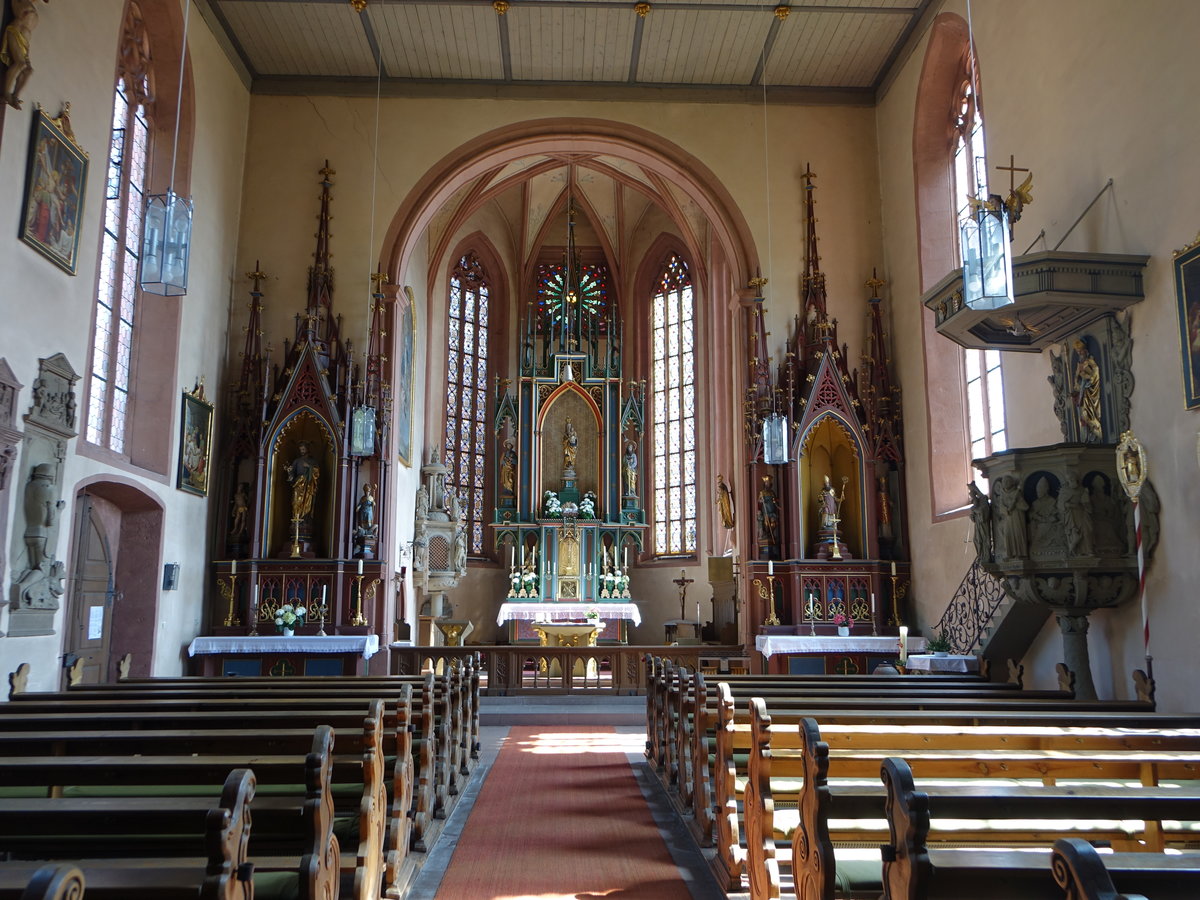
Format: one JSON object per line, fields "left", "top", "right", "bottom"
{"left": 434, "top": 726, "right": 695, "bottom": 899}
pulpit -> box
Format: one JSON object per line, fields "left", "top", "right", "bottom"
{"left": 533, "top": 621, "right": 603, "bottom": 677}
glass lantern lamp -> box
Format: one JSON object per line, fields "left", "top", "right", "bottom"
{"left": 960, "top": 200, "right": 1014, "bottom": 311}
{"left": 140, "top": 189, "right": 193, "bottom": 296}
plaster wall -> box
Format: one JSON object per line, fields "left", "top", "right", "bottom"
{"left": 876, "top": 0, "right": 1200, "bottom": 709}
{"left": 237, "top": 94, "right": 883, "bottom": 644}
{"left": 0, "top": 1, "right": 250, "bottom": 690}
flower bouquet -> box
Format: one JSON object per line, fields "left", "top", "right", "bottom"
{"left": 585, "top": 607, "right": 600, "bottom": 621}
{"left": 832, "top": 611, "right": 854, "bottom": 636}
{"left": 543, "top": 490, "right": 563, "bottom": 518}
{"left": 275, "top": 603, "right": 306, "bottom": 636}
{"left": 580, "top": 491, "right": 598, "bottom": 519}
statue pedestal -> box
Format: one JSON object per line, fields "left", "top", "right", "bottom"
{"left": 812, "top": 537, "right": 851, "bottom": 560}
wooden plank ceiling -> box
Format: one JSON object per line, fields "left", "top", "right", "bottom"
{"left": 204, "top": 0, "right": 932, "bottom": 98}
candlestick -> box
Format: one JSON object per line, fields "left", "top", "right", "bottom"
{"left": 291, "top": 517, "right": 302, "bottom": 559}
{"left": 220, "top": 573, "right": 241, "bottom": 627}
{"left": 231, "top": 559, "right": 237, "bottom": 577}
{"left": 357, "top": 558, "right": 364, "bottom": 576}
{"left": 870, "top": 592, "right": 878, "bottom": 635}
{"left": 249, "top": 583, "right": 260, "bottom": 636}
{"left": 352, "top": 574, "right": 367, "bottom": 626}
{"left": 808, "top": 592, "right": 816, "bottom": 636}
{"left": 755, "top": 575, "right": 779, "bottom": 627}
{"left": 316, "top": 584, "right": 328, "bottom": 636}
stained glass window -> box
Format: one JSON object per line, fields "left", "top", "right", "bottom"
{"left": 651, "top": 254, "right": 697, "bottom": 555}
{"left": 444, "top": 251, "right": 490, "bottom": 555}
{"left": 952, "top": 78, "right": 1006, "bottom": 484}
{"left": 87, "top": 3, "right": 151, "bottom": 453}
{"left": 535, "top": 262, "right": 611, "bottom": 334}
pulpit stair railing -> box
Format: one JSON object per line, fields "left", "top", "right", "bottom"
{"left": 931, "top": 559, "right": 1008, "bottom": 655}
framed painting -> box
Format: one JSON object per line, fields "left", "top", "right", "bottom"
{"left": 177, "top": 383, "right": 214, "bottom": 496}
{"left": 1175, "top": 235, "right": 1200, "bottom": 409}
{"left": 20, "top": 104, "right": 88, "bottom": 275}
{"left": 397, "top": 286, "right": 416, "bottom": 466}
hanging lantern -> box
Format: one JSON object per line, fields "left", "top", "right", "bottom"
{"left": 762, "top": 413, "right": 789, "bottom": 465}
{"left": 140, "top": 189, "right": 193, "bottom": 296}
{"left": 959, "top": 200, "right": 1014, "bottom": 310}
{"left": 350, "top": 405, "right": 376, "bottom": 457}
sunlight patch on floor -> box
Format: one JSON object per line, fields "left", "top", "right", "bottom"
{"left": 516, "top": 730, "right": 645, "bottom": 755}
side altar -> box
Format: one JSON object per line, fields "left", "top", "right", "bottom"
{"left": 488, "top": 205, "right": 648, "bottom": 644}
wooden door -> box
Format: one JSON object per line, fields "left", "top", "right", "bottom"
{"left": 63, "top": 495, "right": 114, "bottom": 685}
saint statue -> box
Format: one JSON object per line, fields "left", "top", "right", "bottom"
{"left": 876, "top": 475, "right": 893, "bottom": 542}
{"left": 757, "top": 476, "right": 780, "bottom": 549}
{"left": 967, "top": 482, "right": 992, "bottom": 562}
{"left": 230, "top": 482, "right": 249, "bottom": 538}
{"left": 355, "top": 483, "right": 378, "bottom": 537}
{"left": 818, "top": 474, "right": 845, "bottom": 530}
{"left": 22, "top": 463, "right": 61, "bottom": 574}
{"left": 1, "top": 0, "right": 48, "bottom": 110}
{"left": 1058, "top": 473, "right": 1094, "bottom": 556}
{"left": 715, "top": 474, "right": 735, "bottom": 530}
{"left": 992, "top": 475, "right": 1029, "bottom": 560}
{"left": 500, "top": 440, "right": 517, "bottom": 495}
{"left": 562, "top": 418, "right": 578, "bottom": 471}
{"left": 286, "top": 440, "right": 320, "bottom": 521}
{"left": 1072, "top": 340, "right": 1102, "bottom": 441}
{"left": 623, "top": 441, "right": 638, "bottom": 495}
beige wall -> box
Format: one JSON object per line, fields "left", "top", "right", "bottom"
{"left": 876, "top": 0, "right": 1200, "bottom": 709}
{"left": 0, "top": 1, "right": 249, "bottom": 689}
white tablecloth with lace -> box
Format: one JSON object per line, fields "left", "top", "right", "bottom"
{"left": 496, "top": 602, "right": 641, "bottom": 626}
{"left": 188, "top": 635, "right": 381, "bottom": 659}
{"left": 755, "top": 634, "right": 926, "bottom": 657}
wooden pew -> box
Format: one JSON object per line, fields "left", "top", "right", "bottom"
{"left": 882, "top": 758, "right": 1200, "bottom": 900}
{"left": 0, "top": 769, "right": 254, "bottom": 900}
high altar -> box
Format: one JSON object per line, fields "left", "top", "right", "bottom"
{"left": 491, "top": 206, "right": 648, "bottom": 643}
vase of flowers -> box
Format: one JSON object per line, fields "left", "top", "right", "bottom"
{"left": 832, "top": 612, "right": 854, "bottom": 637}
{"left": 275, "top": 603, "right": 306, "bottom": 636}
{"left": 585, "top": 607, "right": 600, "bottom": 623}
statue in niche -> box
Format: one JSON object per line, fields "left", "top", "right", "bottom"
{"left": 355, "top": 483, "right": 377, "bottom": 537}
{"left": 453, "top": 527, "right": 466, "bottom": 574}
{"left": 991, "top": 475, "right": 1028, "bottom": 560}
{"left": 757, "top": 476, "right": 780, "bottom": 551}
{"left": 15, "top": 463, "right": 66, "bottom": 608}
{"left": 562, "top": 418, "right": 578, "bottom": 472}
{"left": 967, "top": 482, "right": 992, "bottom": 562}
{"left": 285, "top": 441, "right": 320, "bottom": 521}
{"left": 1028, "top": 477, "right": 1061, "bottom": 554}
{"left": 623, "top": 441, "right": 638, "bottom": 495}
{"left": 499, "top": 440, "right": 517, "bottom": 495}
{"left": 715, "top": 474, "right": 735, "bottom": 530}
{"left": 1086, "top": 475, "right": 1124, "bottom": 553}
{"left": 1058, "top": 473, "right": 1094, "bottom": 556}
{"left": 876, "top": 475, "right": 893, "bottom": 544}
{"left": 818, "top": 474, "right": 845, "bottom": 530}
{"left": 1, "top": 0, "right": 48, "bottom": 110}
{"left": 230, "top": 482, "right": 249, "bottom": 538}
{"left": 1071, "top": 341, "right": 1103, "bottom": 441}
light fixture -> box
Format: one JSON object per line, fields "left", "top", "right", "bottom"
{"left": 140, "top": 0, "right": 193, "bottom": 296}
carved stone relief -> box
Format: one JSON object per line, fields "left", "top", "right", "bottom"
{"left": 1047, "top": 314, "right": 1132, "bottom": 443}
{"left": 0, "top": 359, "right": 25, "bottom": 618}
{"left": 8, "top": 353, "right": 78, "bottom": 637}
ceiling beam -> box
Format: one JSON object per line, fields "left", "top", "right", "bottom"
{"left": 627, "top": 10, "right": 646, "bottom": 83}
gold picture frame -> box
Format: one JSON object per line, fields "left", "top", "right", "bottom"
{"left": 177, "top": 382, "right": 214, "bottom": 497}
{"left": 19, "top": 104, "right": 88, "bottom": 275}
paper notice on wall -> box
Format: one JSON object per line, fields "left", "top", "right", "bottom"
{"left": 87, "top": 606, "right": 104, "bottom": 640}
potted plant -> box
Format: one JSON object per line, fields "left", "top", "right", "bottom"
{"left": 832, "top": 612, "right": 854, "bottom": 637}
{"left": 926, "top": 630, "right": 952, "bottom": 657}
{"left": 275, "top": 603, "right": 306, "bottom": 637}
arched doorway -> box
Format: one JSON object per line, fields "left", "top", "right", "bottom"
{"left": 63, "top": 480, "right": 164, "bottom": 684}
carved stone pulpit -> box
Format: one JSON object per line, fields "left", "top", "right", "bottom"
{"left": 413, "top": 448, "right": 467, "bottom": 617}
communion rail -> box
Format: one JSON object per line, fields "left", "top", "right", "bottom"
{"left": 389, "top": 644, "right": 746, "bottom": 695}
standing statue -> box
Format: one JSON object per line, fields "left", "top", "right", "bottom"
{"left": 1071, "top": 340, "right": 1102, "bottom": 441}
{"left": 757, "top": 476, "right": 780, "bottom": 550}
{"left": 992, "top": 475, "right": 1029, "bottom": 559}
{"left": 1028, "top": 476, "right": 1061, "bottom": 553}
{"left": 1, "top": 0, "right": 48, "bottom": 110}
{"left": 623, "top": 441, "right": 638, "bottom": 495}
{"left": 453, "top": 526, "right": 467, "bottom": 573}
{"left": 355, "top": 483, "right": 377, "bottom": 536}
{"left": 499, "top": 440, "right": 517, "bottom": 495}
{"left": 715, "top": 474, "right": 735, "bottom": 529}
{"left": 818, "top": 474, "right": 845, "bottom": 529}
{"left": 286, "top": 441, "right": 320, "bottom": 520}
{"left": 562, "top": 417, "right": 578, "bottom": 472}
{"left": 1058, "top": 473, "right": 1094, "bottom": 556}
{"left": 876, "top": 475, "right": 893, "bottom": 543}
{"left": 22, "top": 463, "right": 62, "bottom": 575}
{"left": 230, "top": 482, "right": 249, "bottom": 537}
{"left": 967, "top": 481, "right": 992, "bottom": 562}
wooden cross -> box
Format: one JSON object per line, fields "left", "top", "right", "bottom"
{"left": 673, "top": 569, "right": 695, "bottom": 621}
{"left": 996, "top": 154, "right": 1029, "bottom": 195}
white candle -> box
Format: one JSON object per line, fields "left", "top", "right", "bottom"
{"left": 870, "top": 592, "right": 876, "bottom": 616}
{"left": 231, "top": 559, "right": 237, "bottom": 576}
{"left": 891, "top": 561, "right": 897, "bottom": 577}
{"left": 624, "top": 546, "right": 629, "bottom": 568}
{"left": 768, "top": 559, "right": 774, "bottom": 576}
{"left": 253, "top": 583, "right": 259, "bottom": 607}
{"left": 510, "top": 546, "right": 514, "bottom": 569}
{"left": 321, "top": 584, "right": 327, "bottom": 604}
{"left": 357, "top": 558, "right": 364, "bottom": 575}
{"left": 899, "top": 626, "right": 909, "bottom": 665}
{"left": 521, "top": 544, "right": 525, "bottom": 566}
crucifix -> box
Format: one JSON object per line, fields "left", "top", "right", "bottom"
{"left": 996, "top": 154, "right": 1029, "bottom": 195}
{"left": 673, "top": 569, "right": 696, "bottom": 623}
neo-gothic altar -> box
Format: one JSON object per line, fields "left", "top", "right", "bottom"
{"left": 490, "top": 207, "right": 647, "bottom": 641}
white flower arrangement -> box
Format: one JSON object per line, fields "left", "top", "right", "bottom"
{"left": 585, "top": 607, "right": 600, "bottom": 620}
{"left": 274, "top": 603, "right": 306, "bottom": 633}
{"left": 580, "top": 490, "right": 598, "bottom": 519}
{"left": 543, "top": 490, "right": 563, "bottom": 518}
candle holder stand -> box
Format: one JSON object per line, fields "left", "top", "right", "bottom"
{"left": 754, "top": 575, "right": 779, "bottom": 627}
{"left": 219, "top": 574, "right": 241, "bottom": 627}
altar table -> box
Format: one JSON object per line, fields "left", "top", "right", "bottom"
{"left": 755, "top": 633, "right": 927, "bottom": 675}
{"left": 904, "top": 653, "right": 980, "bottom": 674}
{"left": 187, "top": 634, "right": 381, "bottom": 676}
{"left": 533, "top": 622, "right": 603, "bottom": 677}
{"left": 497, "top": 601, "right": 639, "bottom": 644}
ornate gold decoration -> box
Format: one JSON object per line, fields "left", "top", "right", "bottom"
{"left": 218, "top": 574, "right": 241, "bottom": 627}
{"left": 754, "top": 575, "right": 779, "bottom": 627}
{"left": 493, "top": 0, "right": 510, "bottom": 13}
{"left": 634, "top": 3, "right": 651, "bottom": 17}
{"left": 1175, "top": 230, "right": 1200, "bottom": 258}
{"left": 350, "top": 0, "right": 367, "bottom": 12}
{"left": 1115, "top": 430, "right": 1147, "bottom": 502}
{"left": 774, "top": 5, "right": 790, "bottom": 20}
{"left": 748, "top": 275, "right": 769, "bottom": 290}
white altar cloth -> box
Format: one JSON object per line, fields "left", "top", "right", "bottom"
{"left": 497, "top": 602, "right": 641, "bottom": 627}
{"left": 756, "top": 634, "right": 927, "bottom": 658}
{"left": 904, "top": 653, "right": 979, "bottom": 673}
{"left": 188, "top": 635, "right": 381, "bottom": 660}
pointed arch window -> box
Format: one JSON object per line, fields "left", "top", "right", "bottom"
{"left": 952, "top": 77, "right": 1007, "bottom": 480}
{"left": 444, "top": 251, "right": 490, "bottom": 555}
{"left": 650, "top": 253, "right": 697, "bottom": 556}
{"left": 86, "top": 2, "right": 153, "bottom": 453}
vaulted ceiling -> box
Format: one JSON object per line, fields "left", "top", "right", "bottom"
{"left": 198, "top": 0, "right": 933, "bottom": 100}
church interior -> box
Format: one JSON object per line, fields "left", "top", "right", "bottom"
{"left": 1, "top": 0, "right": 1199, "bottom": 897}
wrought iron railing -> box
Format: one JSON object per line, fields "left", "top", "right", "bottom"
{"left": 931, "top": 559, "right": 1007, "bottom": 654}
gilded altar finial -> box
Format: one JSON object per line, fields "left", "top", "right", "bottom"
{"left": 774, "top": 5, "right": 790, "bottom": 21}
{"left": 634, "top": 3, "right": 651, "bottom": 18}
